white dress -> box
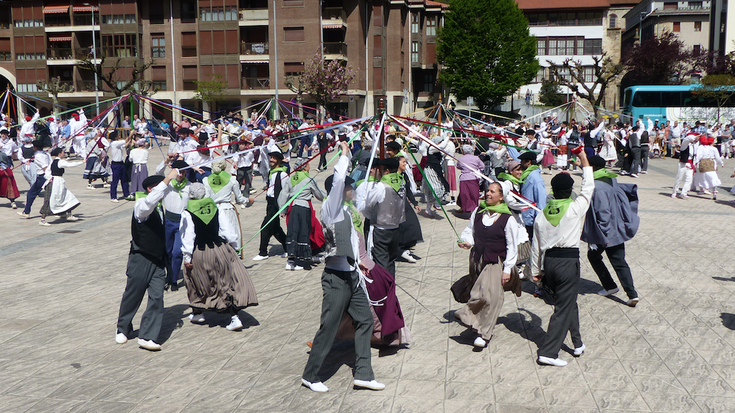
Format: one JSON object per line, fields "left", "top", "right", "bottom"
{"left": 203, "top": 176, "right": 249, "bottom": 249}
{"left": 45, "top": 159, "right": 83, "bottom": 214}
{"left": 693, "top": 145, "right": 724, "bottom": 190}
{"left": 599, "top": 131, "right": 617, "bottom": 162}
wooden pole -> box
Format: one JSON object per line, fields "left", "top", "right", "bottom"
{"left": 379, "top": 98, "right": 385, "bottom": 159}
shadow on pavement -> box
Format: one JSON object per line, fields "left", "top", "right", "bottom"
{"left": 721, "top": 313, "right": 735, "bottom": 330}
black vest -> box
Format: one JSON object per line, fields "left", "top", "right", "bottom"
{"left": 680, "top": 146, "right": 690, "bottom": 162}
{"left": 130, "top": 210, "right": 167, "bottom": 266}
{"left": 471, "top": 212, "right": 510, "bottom": 266}
{"left": 22, "top": 146, "right": 34, "bottom": 159}
{"left": 50, "top": 159, "right": 64, "bottom": 177}
{"left": 190, "top": 210, "right": 225, "bottom": 250}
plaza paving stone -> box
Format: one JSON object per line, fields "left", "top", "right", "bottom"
{"left": 1, "top": 148, "right": 735, "bottom": 412}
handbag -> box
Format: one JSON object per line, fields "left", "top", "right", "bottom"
{"left": 699, "top": 158, "right": 715, "bottom": 173}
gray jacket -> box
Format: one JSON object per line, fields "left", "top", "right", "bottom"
{"left": 581, "top": 177, "right": 639, "bottom": 247}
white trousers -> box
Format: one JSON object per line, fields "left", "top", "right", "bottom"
{"left": 672, "top": 162, "right": 693, "bottom": 196}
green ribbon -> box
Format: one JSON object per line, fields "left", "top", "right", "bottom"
{"left": 380, "top": 172, "right": 403, "bottom": 193}
{"left": 269, "top": 166, "right": 286, "bottom": 178}
{"left": 519, "top": 165, "right": 540, "bottom": 182}
{"left": 291, "top": 170, "right": 310, "bottom": 186}
{"left": 345, "top": 200, "right": 363, "bottom": 234}
{"left": 207, "top": 171, "right": 231, "bottom": 193}
{"left": 543, "top": 198, "right": 574, "bottom": 227}
{"left": 187, "top": 197, "right": 218, "bottom": 225}
{"left": 477, "top": 200, "right": 511, "bottom": 215}
{"left": 593, "top": 168, "right": 618, "bottom": 180}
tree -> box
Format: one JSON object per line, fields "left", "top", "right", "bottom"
{"left": 297, "top": 51, "right": 355, "bottom": 119}
{"left": 622, "top": 32, "right": 694, "bottom": 85}
{"left": 547, "top": 53, "right": 625, "bottom": 116}
{"left": 193, "top": 74, "right": 229, "bottom": 115}
{"left": 77, "top": 57, "right": 155, "bottom": 97}
{"left": 695, "top": 74, "right": 735, "bottom": 122}
{"left": 437, "top": 0, "right": 538, "bottom": 112}
{"left": 538, "top": 79, "right": 564, "bottom": 107}
{"left": 36, "top": 76, "right": 74, "bottom": 115}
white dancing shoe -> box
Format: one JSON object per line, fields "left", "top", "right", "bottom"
{"left": 301, "top": 378, "right": 329, "bottom": 393}
{"left": 17, "top": 211, "right": 30, "bottom": 218}
{"left": 226, "top": 315, "right": 243, "bottom": 331}
{"left": 537, "top": 356, "right": 567, "bottom": 367}
{"left": 626, "top": 297, "right": 640, "bottom": 307}
{"left": 87, "top": 184, "right": 96, "bottom": 190}
{"left": 188, "top": 313, "right": 206, "bottom": 324}
{"left": 353, "top": 379, "right": 385, "bottom": 391}
{"left": 401, "top": 250, "right": 417, "bottom": 263}
{"left": 573, "top": 344, "right": 586, "bottom": 357}
{"left": 111, "top": 199, "right": 119, "bottom": 203}
{"left": 10, "top": 201, "right": 16, "bottom": 209}
{"left": 115, "top": 331, "right": 128, "bottom": 344}
{"left": 39, "top": 220, "right": 51, "bottom": 227}
{"left": 252, "top": 255, "right": 269, "bottom": 261}
{"left": 597, "top": 287, "right": 619, "bottom": 297}
{"left": 286, "top": 261, "right": 304, "bottom": 271}
{"left": 66, "top": 214, "right": 79, "bottom": 221}
{"left": 473, "top": 337, "right": 488, "bottom": 348}
{"left": 137, "top": 339, "right": 161, "bottom": 351}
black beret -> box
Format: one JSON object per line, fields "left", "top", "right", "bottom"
{"left": 324, "top": 174, "right": 355, "bottom": 195}
{"left": 171, "top": 159, "right": 189, "bottom": 169}
{"left": 0, "top": 128, "right": 8, "bottom": 134}
{"left": 386, "top": 141, "right": 401, "bottom": 151}
{"left": 50, "top": 147, "right": 63, "bottom": 156}
{"left": 269, "top": 151, "right": 284, "bottom": 161}
{"left": 380, "top": 157, "right": 400, "bottom": 170}
{"left": 518, "top": 151, "right": 537, "bottom": 161}
{"left": 142, "top": 175, "right": 165, "bottom": 189}
{"left": 588, "top": 155, "right": 606, "bottom": 170}
{"left": 551, "top": 172, "right": 575, "bottom": 192}
{"left": 177, "top": 128, "right": 191, "bottom": 136}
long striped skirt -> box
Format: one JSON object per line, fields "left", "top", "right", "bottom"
{"left": 185, "top": 241, "right": 258, "bottom": 312}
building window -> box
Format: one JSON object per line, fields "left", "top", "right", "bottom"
{"left": 689, "top": 1, "right": 703, "bottom": 8}
{"left": 583, "top": 39, "right": 602, "bottom": 55}
{"left": 150, "top": 2, "right": 164, "bottom": 24}
{"left": 16, "top": 53, "right": 45, "bottom": 60}
{"left": 583, "top": 66, "right": 595, "bottom": 83}
{"left": 153, "top": 80, "right": 166, "bottom": 91}
{"left": 411, "top": 41, "right": 419, "bottom": 63}
{"left": 13, "top": 19, "right": 43, "bottom": 28}
{"left": 694, "top": 21, "right": 702, "bottom": 31}
{"left": 183, "top": 65, "right": 197, "bottom": 90}
{"left": 537, "top": 38, "right": 546, "bottom": 55}
{"left": 663, "top": 2, "right": 678, "bottom": 9}
{"left": 423, "top": 73, "right": 434, "bottom": 93}
{"left": 609, "top": 14, "right": 617, "bottom": 28}
{"left": 101, "top": 14, "right": 136, "bottom": 24}
{"left": 548, "top": 39, "right": 558, "bottom": 55}
{"left": 557, "top": 67, "right": 571, "bottom": 82}
{"left": 284, "top": 62, "right": 304, "bottom": 76}
{"left": 200, "top": 6, "right": 238, "bottom": 21}
{"left": 151, "top": 34, "right": 165, "bottom": 58}
{"left": 411, "top": 13, "right": 419, "bottom": 34}
{"left": 533, "top": 68, "right": 545, "bottom": 83}
{"left": 284, "top": 27, "right": 304, "bottom": 42}
{"left": 426, "top": 15, "right": 436, "bottom": 36}
{"left": 673, "top": 22, "right": 680, "bottom": 32}
{"left": 17, "top": 84, "right": 39, "bottom": 93}
{"left": 284, "top": 0, "right": 304, "bottom": 6}
{"left": 181, "top": 32, "right": 197, "bottom": 57}
{"left": 693, "top": 44, "right": 701, "bottom": 55}
{"left": 181, "top": 0, "right": 197, "bottom": 23}
{"left": 101, "top": 34, "right": 137, "bottom": 58}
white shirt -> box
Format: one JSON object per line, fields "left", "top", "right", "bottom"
{"left": 108, "top": 140, "right": 126, "bottom": 162}
{"left": 321, "top": 153, "right": 361, "bottom": 272}
{"left": 129, "top": 147, "right": 149, "bottom": 165}
{"left": 155, "top": 161, "right": 190, "bottom": 214}
{"left": 133, "top": 181, "right": 170, "bottom": 223}
{"left": 44, "top": 158, "right": 82, "bottom": 180}
{"left": 460, "top": 209, "right": 522, "bottom": 274}
{"left": 179, "top": 206, "right": 239, "bottom": 263}
{"left": 33, "top": 150, "right": 51, "bottom": 173}
{"left": 19, "top": 112, "right": 40, "bottom": 138}
{"left": 68, "top": 112, "right": 88, "bottom": 138}
{"left": 233, "top": 151, "right": 254, "bottom": 168}
{"left": 530, "top": 167, "right": 594, "bottom": 278}
{"left": 0, "top": 137, "right": 18, "bottom": 157}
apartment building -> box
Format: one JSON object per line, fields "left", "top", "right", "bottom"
{"left": 2, "top": 0, "right": 446, "bottom": 121}
{"left": 622, "top": 0, "right": 711, "bottom": 53}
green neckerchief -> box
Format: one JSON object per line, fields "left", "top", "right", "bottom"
{"left": 269, "top": 165, "right": 286, "bottom": 178}
{"left": 497, "top": 172, "right": 522, "bottom": 186}
{"left": 345, "top": 200, "right": 363, "bottom": 234}
{"left": 593, "top": 168, "right": 618, "bottom": 180}
{"left": 380, "top": 172, "right": 403, "bottom": 193}
{"left": 172, "top": 178, "right": 188, "bottom": 197}
{"left": 291, "top": 170, "right": 310, "bottom": 186}
{"left": 477, "top": 200, "right": 511, "bottom": 215}
{"left": 134, "top": 191, "right": 147, "bottom": 201}
{"left": 186, "top": 197, "right": 217, "bottom": 225}
{"left": 519, "top": 165, "right": 540, "bottom": 182}
{"left": 207, "top": 171, "right": 231, "bottom": 193}
{"left": 543, "top": 198, "right": 574, "bottom": 227}
{"left": 356, "top": 175, "right": 377, "bottom": 187}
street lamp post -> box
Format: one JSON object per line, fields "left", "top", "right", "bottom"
{"left": 84, "top": 3, "right": 99, "bottom": 116}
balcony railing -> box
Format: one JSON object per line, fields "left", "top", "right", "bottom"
{"left": 240, "top": 9, "right": 268, "bottom": 21}
{"left": 76, "top": 80, "right": 97, "bottom": 92}
{"left": 240, "top": 42, "right": 269, "bottom": 55}
{"left": 323, "top": 42, "right": 347, "bottom": 57}
{"left": 323, "top": 7, "right": 346, "bottom": 21}
{"left": 241, "top": 77, "right": 270, "bottom": 89}
{"left": 47, "top": 47, "right": 99, "bottom": 60}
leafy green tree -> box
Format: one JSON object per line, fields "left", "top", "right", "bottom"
{"left": 696, "top": 74, "right": 735, "bottom": 123}
{"left": 437, "top": 0, "right": 538, "bottom": 112}
{"left": 538, "top": 79, "right": 564, "bottom": 107}
{"left": 194, "top": 74, "right": 229, "bottom": 115}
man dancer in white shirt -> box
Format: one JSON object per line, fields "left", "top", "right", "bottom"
{"left": 17, "top": 140, "right": 51, "bottom": 218}
{"left": 108, "top": 131, "right": 131, "bottom": 202}
{"left": 671, "top": 132, "right": 698, "bottom": 199}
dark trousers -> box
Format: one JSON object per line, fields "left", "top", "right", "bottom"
{"left": 298, "top": 135, "right": 312, "bottom": 158}
{"left": 371, "top": 227, "right": 400, "bottom": 277}
{"left": 525, "top": 225, "right": 534, "bottom": 242}
{"left": 587, "top": 243, "right": 637, "bottom": 299}
{"left": 538, "top": 251, "right": 583, "bottom": 359}
{"left": 23, "top": 176, "right": 46, "bottom": 214}
{"left": 195, "top": 167, "right": 212, "bottom": 183}
{"left": 628, "top": 147, "right": 641, "bottom": 175}
{"left": 318, "top": 150, "right": 328, "bottom": 170}
{"left": 259, "top": 197, "right": 287, "bottom": 256}
{"left": 164, "top": 218, "right": 183, "bottom": 285}
{"left": 640, "top": 145, "right": 649, "bottom": 171}
{"left": 111, "top": 162, "right": 129, "bottom": 199}
{"left": 286, "top": 204, "right": 312, "bottom": 260}
{"left": 237, "top": 166, "right": 252, "bottom": 196}
{"left": 116, "top": 253, "right": 166, "bottom": 342}
{"left": 303, "top": 269, "right": 375, "bottom": 383}
{"left": 351, "top": 140, "right": 362, "bottom": 157}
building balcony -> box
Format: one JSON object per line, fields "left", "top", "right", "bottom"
{"left": 46, "top": 47, "right": 101, "bottom": 65}
{"left": 45, "top": 24, "right": 100, "bottom": 33}
{"left": 239, "top": 9, "right": 268, "bottom": 26}
{"left": 322, "top": 7, "right": 346, "bottom": 29}
{"left": 240, "top": 42, "right": 270, "bottom": 59}
{"left": 323, "top": 42, "right": 347, "bottom": 60}
{"left": 241, "top": 77, "right": 270, "bottom": 90}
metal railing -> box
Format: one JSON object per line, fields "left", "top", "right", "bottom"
{"left": 241, "top": 77, "right": 270, "bottom": 89}
{"left": 323, "top": 42, "right": 347, "bottom": 57}
{"left": 240, "top": 42, "right": 269, "bottom": 55}
{"left": 323, "top": 7, "right": 346, "bottom": 21}
{"left": 240, "top": 9, "right": 268, "bottom": 21}
{"left": 46, "top": 48, "right": 75, "bottom": 60}
{"left": 76, "top": 80, "right": 96, "bottom": 92}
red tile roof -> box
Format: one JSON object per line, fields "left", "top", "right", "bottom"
{"left": 516, "top": 0, "right": 611, "bottom": 10}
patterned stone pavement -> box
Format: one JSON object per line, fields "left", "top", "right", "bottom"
{"left": 1, "top": 149, "right": 735, "bottom": 413}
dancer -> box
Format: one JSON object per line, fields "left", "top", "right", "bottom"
{"left": 456, "top": 182, "right": 523, "bottom": 348}
{"left": 694, "top": 136, "right": 724, "bottom": 200}
{"left": 115, "top": 169, "right": 180, "bottom": 351}
{"left": 456, "top": 144, "right": 485, "bottom": 214}
{"left": 17, "top": 141, "right": 51, "bottom": 219}
{"left": 38, "top": 148, "right": 82, "bottom": 226}
{"left": 108, "top": 131, "right": 131, "bottom": 203}
{"left": 155, "top": 158, "right": 191, "bottom": 291}
{"left": 203, "top": 159, "right": 250, "bottom": 252}
{"left": 530, "top": 149, "right": 593, "bottom": 367}
{"left": 278, "top": 158, "right": 325, "bottom": 270}
{"left": 0, "top": 149, "right": 19, "bottom": 209}
{"left": 232, "top": 139, "right": 255, "bottom": 200}
{"left": 128, "top": 137, "right": 150, "bottom": 193}
{"left": 518, "top": 151, "right": 547, "bottom": 239}
{"left": 253, "top": 150, "right": 288, "bottom": 261}
{"left": 83, "top": 130, "right": 110, "bottom": 189}
{"left": 397, "top": 155, "right": 423, "bottom": 264}
{"left": 672, "top": 132, "right": 698, "bottom": 199}
{"left": 181, "top": 183, "right": 258, "bottom": 331}
{"left": 301, "top": 141, "right": 384, "bottom": 393}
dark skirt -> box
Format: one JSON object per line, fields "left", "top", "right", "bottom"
{"left": 185, "top": 242, "right": 258, "bottom": 312}
{"left": 457, "top": 179, "right": 480, "bottom": 213}
{"left": 83, "top": 156, "right": 109, "bottom": 180}
{"left": 130, "top": 164, "right": 149, "bottom": 193}
{"left": 399, "top": 200, "right": 423, "bottom": 250}
{"left": 286, "top": 204, "right": 312, "bottom": 260}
